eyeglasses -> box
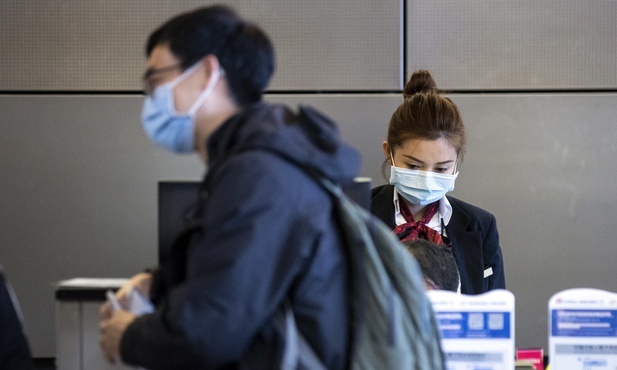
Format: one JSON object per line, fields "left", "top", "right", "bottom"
{"left": 142, "top": 64, "right": 182, "bottom": 95}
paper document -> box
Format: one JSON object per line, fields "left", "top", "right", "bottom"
{"left": 127, "top": 287, "right": 155, "bottom": 315}
{"left": 106, "top": 287, "right": 154, "bottom": 315}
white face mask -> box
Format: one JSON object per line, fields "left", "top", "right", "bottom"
{"left": 389, "top": 154, "right": 458, "bottom": 205}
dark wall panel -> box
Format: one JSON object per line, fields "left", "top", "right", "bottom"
{"left": 449, "top": 93, "right": 617, "bottom": 350}
{"left": 407, "top": 0, "right": 617, "bottom": 90}
{"left": 0, "top": 0, "right": 401, "bottom": 91}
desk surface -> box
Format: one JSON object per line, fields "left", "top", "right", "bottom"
{"left": 55, "top": 278, "right": 128, "bottom": 301}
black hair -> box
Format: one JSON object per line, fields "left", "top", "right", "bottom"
{"left": 404, "top": 238, "right": 460, "bottom": 292}
{"left": 146, "top": 5, "right": 275, "bottom": 106}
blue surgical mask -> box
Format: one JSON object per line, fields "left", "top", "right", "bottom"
{"left": 390, "top": 166, "right": 458, "bottom": 205}
{"left": 389, "top": 154, "right": 458, "bottom": 205}
{"left": 141, "top": 61, "right": 221, "bottom": 153}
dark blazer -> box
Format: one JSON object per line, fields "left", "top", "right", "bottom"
{"left": 371, "top": 185, "right": 505, "bottom": 295}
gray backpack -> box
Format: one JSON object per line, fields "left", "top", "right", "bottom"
{"left": 277, "top": 176, "right": 446, "bottom": 370}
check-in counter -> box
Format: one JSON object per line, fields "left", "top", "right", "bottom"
{"left": 55, "top": 278, "right": 134, "bottom": 370}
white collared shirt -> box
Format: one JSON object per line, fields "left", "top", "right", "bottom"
{"left": 393, "top": 191, "right": 453, "bottom": 237}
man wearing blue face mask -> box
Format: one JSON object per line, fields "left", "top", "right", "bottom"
{"left": 99, "top": 5, "right": 360, "bottom": 369}
{"left": 371, "top": 70, "right": 505, "bottom": 296}
{"left": 141, "top": 61, "right": 223, "bottom": 154}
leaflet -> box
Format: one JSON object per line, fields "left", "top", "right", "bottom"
{"left": 427, "top": 289, "right": 515, "bottom": 370}
{"left": 549, "top": 289, "right": 617, "bottom": 370}
{"left": 105, "top": 287, "right": 154, "bottom": 315}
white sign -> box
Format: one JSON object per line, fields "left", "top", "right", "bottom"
{"left": 427, "top": 289, "right": 515, "bottom": 370}
{"left": 549, "top": 288, "right": 617, "bottom": 370}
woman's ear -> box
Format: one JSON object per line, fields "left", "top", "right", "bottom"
{"left": 382, "top": 141, "right": 392, "bottom": 165}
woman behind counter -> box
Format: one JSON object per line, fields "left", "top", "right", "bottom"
{"left": 371, "top": 70, "right": 505, "bottom": 295}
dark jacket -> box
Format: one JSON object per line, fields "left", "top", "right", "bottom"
{"left": 121, "top": 103, "right": 360, "bottom": 369}
{"left": 0, "top": 266, "right": 34, "bottom": 370}
{"left": 371, "top": 185, "right": 505, "bottom": 295}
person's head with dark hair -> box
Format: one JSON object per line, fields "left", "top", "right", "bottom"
{"left": 381, "top": 69, "right": 466, "bottom": 179}
{"left": 404, "top": 238, "right": 460, "bottom": 292}
{"left": 145, "top": 5, "right": 275, "bottom": 106}
{"left": 140, "top": 5, "right": 276, "bottom": 163}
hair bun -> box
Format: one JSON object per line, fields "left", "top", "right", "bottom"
{"left": 403, "top": 70, "right": 439, "bottom": 98}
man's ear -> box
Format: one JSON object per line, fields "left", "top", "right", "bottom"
{"left": 199, "top": 54, "right": 221, "bottom": 88}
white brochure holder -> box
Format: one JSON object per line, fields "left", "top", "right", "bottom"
{"left": 427, "top": 289, "right": 515, "bottom": 370}
{"left": 549, "top": 288, "right": 617, "bottom": 369}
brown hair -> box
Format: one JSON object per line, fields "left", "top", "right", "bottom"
{"left": 383, "top": 70, "right": 466, "bottom": 175}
